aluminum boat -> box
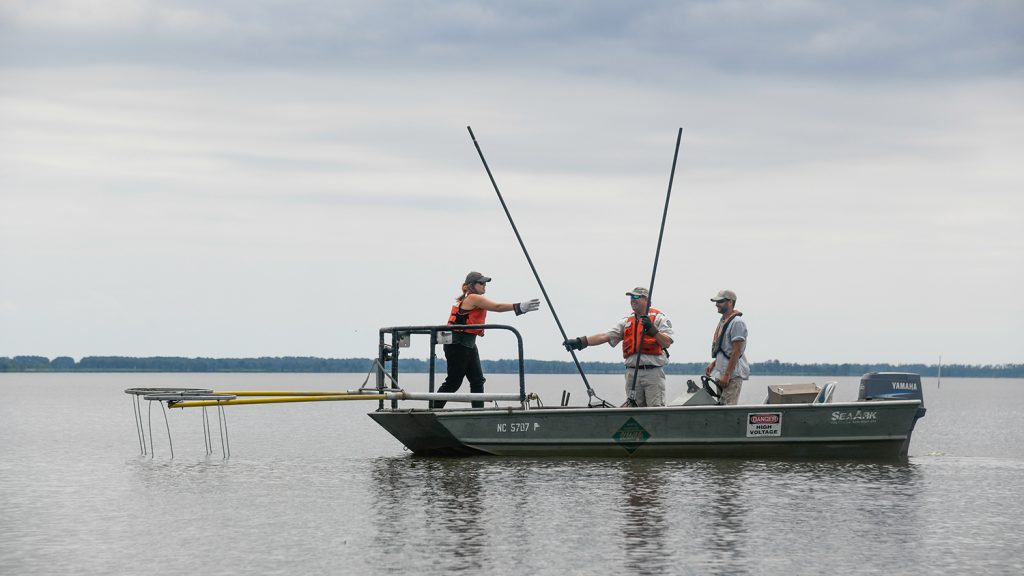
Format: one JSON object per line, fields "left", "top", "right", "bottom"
{"left": 368, "top": 325, "right": 927, "bottom": 459}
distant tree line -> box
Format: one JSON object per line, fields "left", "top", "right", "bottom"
{"left": 1, "top": 355, "right": 1022, "bottom": 378}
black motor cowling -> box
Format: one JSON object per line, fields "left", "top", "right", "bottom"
{"left": 858, "top": 372, "right": 924, "bottom": 407}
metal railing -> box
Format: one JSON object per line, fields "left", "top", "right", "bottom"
{"left": 377, "top": 324, "right": 526, "bottom": 409}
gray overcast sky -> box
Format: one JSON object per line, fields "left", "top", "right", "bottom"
{"left": 1, "top": 0, "right": 1021, "bottom": 365}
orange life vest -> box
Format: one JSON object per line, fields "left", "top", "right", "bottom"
{"left": 448, "top": 302, "right": 487, "bottom": 336}
{"left": 622, "top": 308, "right": 663, "bottom": 358}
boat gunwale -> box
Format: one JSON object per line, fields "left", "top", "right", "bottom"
{"left": 374, "top": 399, "right": 923, "bottom": 416}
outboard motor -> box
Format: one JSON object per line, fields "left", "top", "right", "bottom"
{"left": 858, "top": 372, "right": 926, "bottom": 418}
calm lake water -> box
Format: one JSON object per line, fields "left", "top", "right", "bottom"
{"left": 1, "top": 373, "right": 1022, "bottom": 575}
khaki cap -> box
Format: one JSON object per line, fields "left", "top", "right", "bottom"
{"left": 711, "top": 289, "right": 737, "bottom": 302}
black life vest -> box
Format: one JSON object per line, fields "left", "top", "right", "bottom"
{"left": 712, "top": 310, "right": 743, "bottom": 359}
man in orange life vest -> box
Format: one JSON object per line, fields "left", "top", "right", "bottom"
{"left": 563, "top": 287, "right": 674, "bottom": 407}
{"left": 434, "top": 271, "right": 540, "bottom": 409}
{"left": 705, "top": 289, "right": 749, "bottom": 405}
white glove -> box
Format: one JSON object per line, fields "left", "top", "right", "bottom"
{"left": 514, "top": 299, "right": 541, "bottom": 315}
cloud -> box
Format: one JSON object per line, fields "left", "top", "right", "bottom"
{"left": 1, "top": 1, "right": 1021, "bottom": 363}
{"left": 2, "top": 1, "right": 1020, "bottom": 78}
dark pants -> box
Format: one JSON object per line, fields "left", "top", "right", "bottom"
{"left": 433, "top": 344, "right": 486, "bottom": 408}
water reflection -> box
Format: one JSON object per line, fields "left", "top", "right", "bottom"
{"left": 688, "top": 457, "right": 753, "bottom": 573}
{"left": 371, "top": 457, "right": 488, "bottom": 572}
{"left": 366, "top": 455, "right": 924, "bottom": 576}
{"left": 695, "top": 459, "right": 923, "bottom": 575}
{"left": 619, "top": 460, "right": 670, "bottom": 575}
{"left": 631, "top": 459, "right": 926, "bottom": 576}
{"left": 703, "top": 460, "right": 752, "bottom": 575}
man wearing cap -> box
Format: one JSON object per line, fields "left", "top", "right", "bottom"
{"left": 563, "top": 287, "right": 674, "bottom": 407}
{"left": 434, "top": 271, "right": 540, "bottom": 409}
{"left": 706, "top": 289, "right": 749, "bottom": 405}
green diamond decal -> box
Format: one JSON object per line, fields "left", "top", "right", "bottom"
{"left": 612, "top": 417, "right": 651, "bottom": 454}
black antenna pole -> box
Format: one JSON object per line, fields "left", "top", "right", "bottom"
{"left": 627, "top": 127, "right": 683, "bottom": 407}
{"left": 467, "top": 126, "right": 610, "bottom": 408}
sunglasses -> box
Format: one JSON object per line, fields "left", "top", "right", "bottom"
{"left": 629, "top": 295, "right": 645, "bottom": 300}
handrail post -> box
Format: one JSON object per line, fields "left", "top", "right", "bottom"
{"left": 429, "top": 329, "right": 437, "bottom": 393}
{"left": 390, "top": 331, "right": 400, "bottom": 409}
{"left": 377, "top": 329, "right": 386, "bottom": 410}
{"left": 517, "top": 331, "right": 526, "bottom": 405}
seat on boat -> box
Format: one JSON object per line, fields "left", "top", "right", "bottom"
{"left": 812, "top": 381, "right": 837, "bottom": 404}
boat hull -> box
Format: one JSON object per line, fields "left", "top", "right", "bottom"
{"left": 368, "top": 400, "right": 925, "bottom": 459}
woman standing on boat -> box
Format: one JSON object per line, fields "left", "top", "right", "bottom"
{"left": 433, "top": 271, "right": 540, "bottom": 409}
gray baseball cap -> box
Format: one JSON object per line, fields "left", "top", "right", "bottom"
{"left": 711, "top": 289, "right": 737, "bottom": 302}
{"left": 625, "top": 287, "right": 650, "bottom": 298}
{"left": 465, "top": 271, "right": 492, "bottom": 284}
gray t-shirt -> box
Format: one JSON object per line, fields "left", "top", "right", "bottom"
{"left": 607, "top": 311, "right": 674, "bottom": 368}
{"left": 712, "top": 316, "right": 749, "bottom": 380}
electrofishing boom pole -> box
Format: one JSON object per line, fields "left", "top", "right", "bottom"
{"left": 467, "top": 126, "right": 611, "bottom": 408}
{"left": 627, "top": 127, "right": 683, "bottom": 407}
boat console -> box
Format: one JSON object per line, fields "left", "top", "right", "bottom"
{"left": 667, "top": 378, "right": 718, "bottom": 406}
